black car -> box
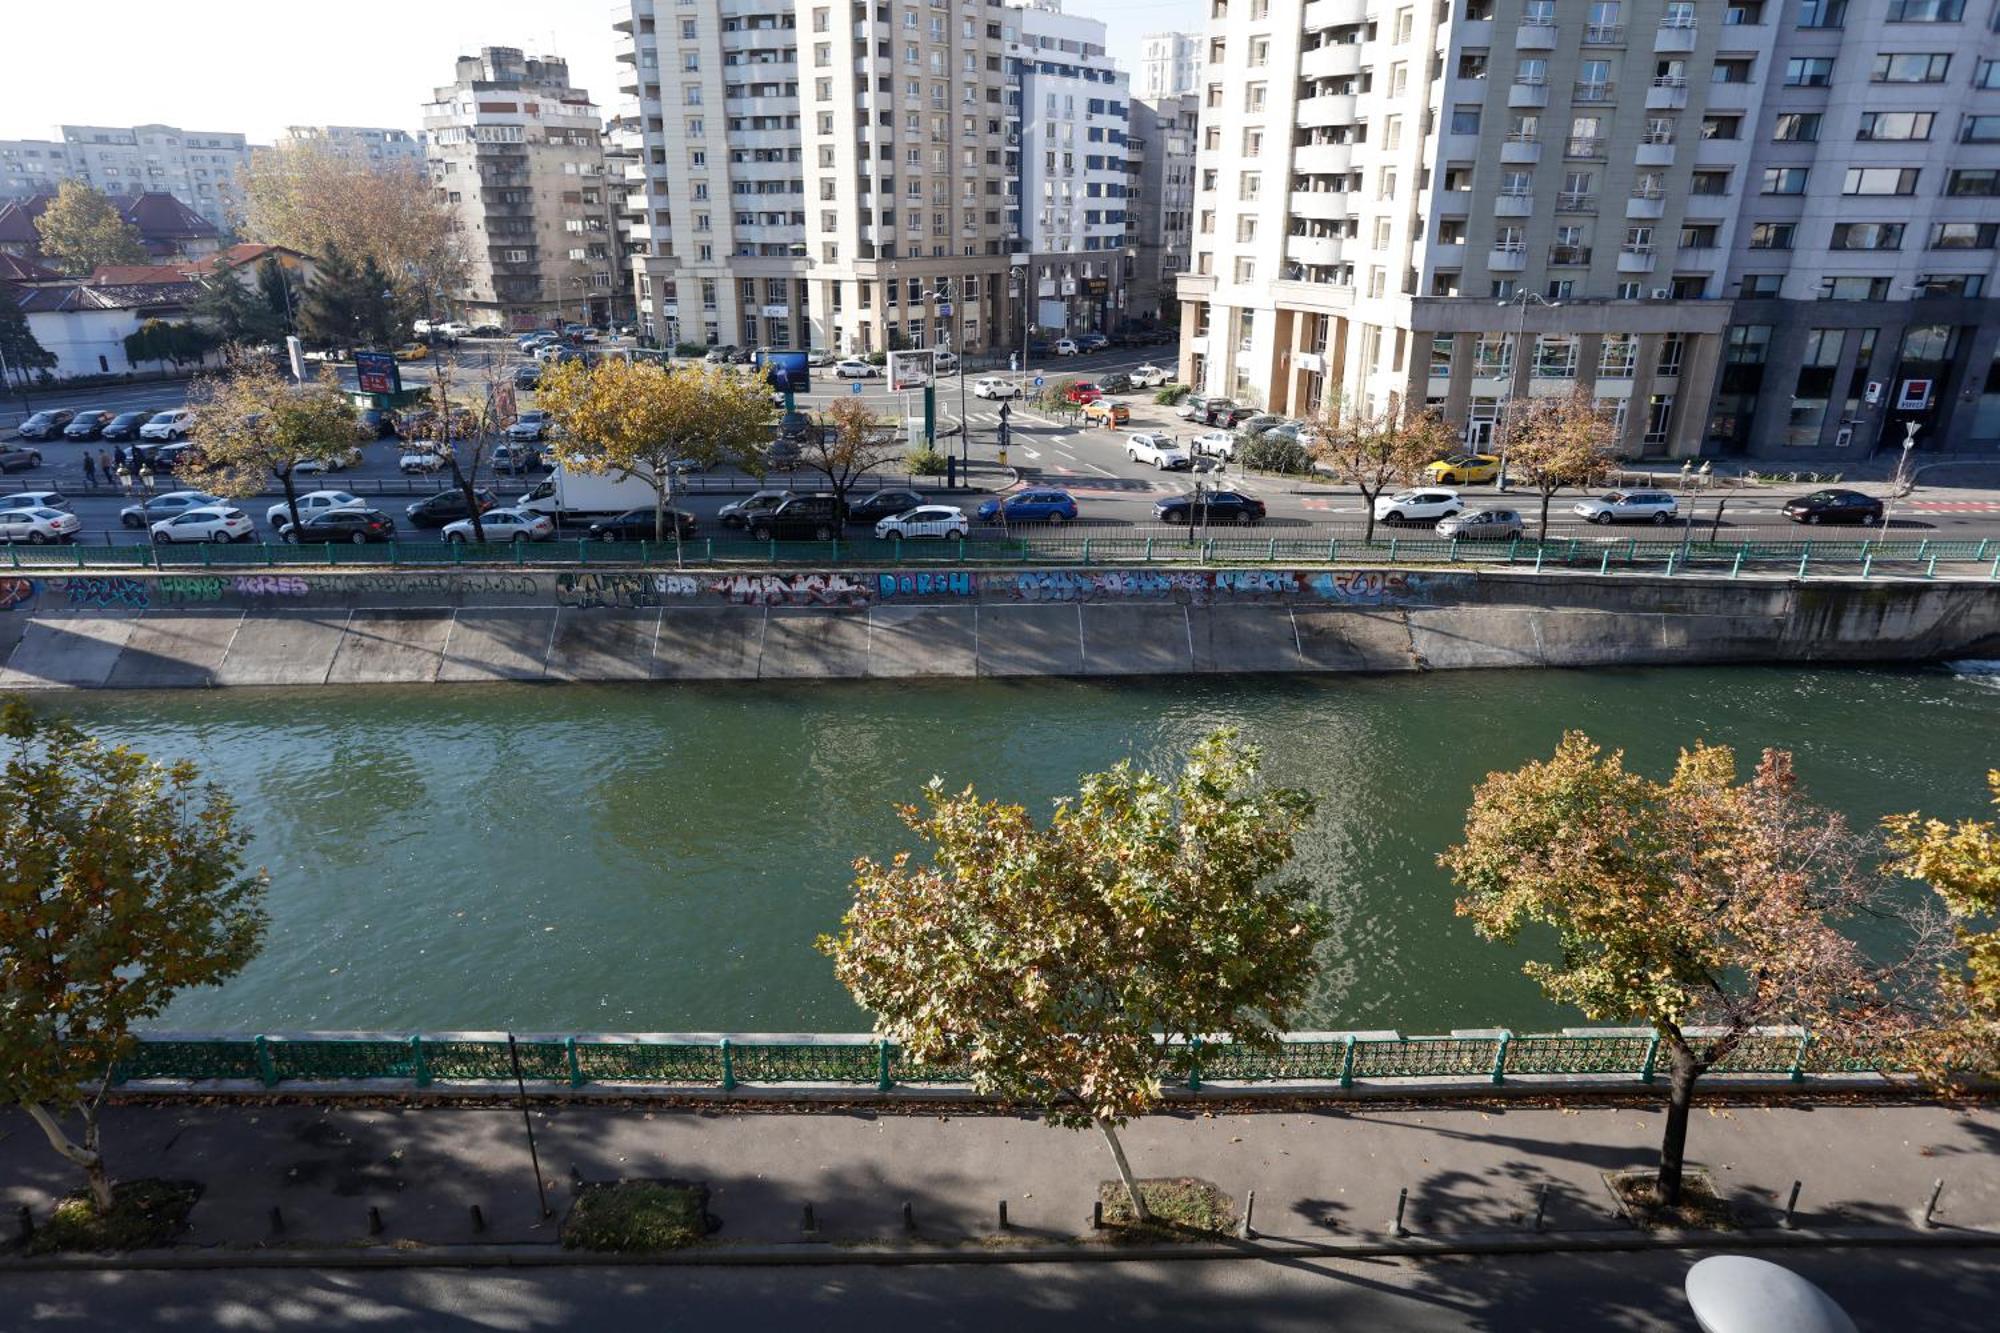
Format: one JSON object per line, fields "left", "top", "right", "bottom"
{"left": 404, "top": 488, "right": 498, "bottom": 529}
{"left": 15, "top": 410, "right": 73, "bottom": 441}
{"left": 1098, "top": 373, "right": 1133, "bottom": 394}
{"left": 470, "top": 323, "right": 507, "bottom": 338}
{"left": 1153, "top": 490, "right": 1266, "bottom": 526}
{"left": 704, "top": 345, "right": 739, "bottom": 364}
{"left": 99, "top": 410, "right": 157, "bottom": 441}
{"left": 63, "top": 410, "right": 115, "bottom": 440}
{"left": 1204, "top": 400, "right": 1253, "bottom": 428}
{"left": 1028, "top": 338, "right": 1052, "bottom": 357}
{"left": 1783, "top": 488, "right": 1884, "bottom": 525}
{"left": 747, "top": 493, "right": 847, "bottom": 540}
{"left": 144, "top": 443, "right": 195, "bottom": 475}
{"left": 0, "top": 444, "right": 42, "bottom": 473}
{"left": 844, "top": 488, "right": 928, "bottom": 525}
{"left": 588, "top": 507, "right": 698, "bottom": 542}
{"left": 513, "top": 365, "right": 541, "bottom": 391}
{"left": 280, "top": 508, "right": 396, "bottom": 544}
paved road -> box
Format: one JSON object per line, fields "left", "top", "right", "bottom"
{"left": 8, "top": 1247, "right": 1998, "bottom": 1330}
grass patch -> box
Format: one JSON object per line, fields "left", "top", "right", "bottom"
{"left": 1096, "top": 1177, "right": 1236, "bottom": 1242}
{"left": 1606, "top": 1170, "right": 1738, "bottom": 1231}
{"left": 25, "top": 1179, "right": 201, "bottom": 1254}
{"left": 561, "top": 1179, "right": 713, "bottom": 1252}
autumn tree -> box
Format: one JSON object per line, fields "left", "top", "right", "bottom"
{"left": 820, "top": 730, "right": 1326, "bottom": 1220}
{"left": 33, "top": 181, "right": 148, "bottom": 278}
{"left": 1497, "top": 390, "right": 1615, "bottom": 540}
{"left": 181, "top": 356, "right": 360, "bottom": 535}
{"left": 1443, "top": 733, "right": 1947, "bottom": 1207}
{"left": 1885, "top": 771, "right": 2000, "bottom": 1078}
{"left": 537, "top": 358, "right": 774, "bottom": 546}
{"left": 0, "top": 291, "right": 57, "bottom": 384}
{"left": 0, "top": 698, "right": 266, "bottom": 1212}
{"left": 426, "top": 355, "right": 511, "bottom": 544}
{"left": 1310, "top": 396, "right": 1455, "bottom": 543}
{"left": 802, "top": 396, "right": 907, "bottom": 513}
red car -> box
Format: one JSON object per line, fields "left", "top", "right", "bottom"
{"left": 1064, "top": 381, "right": 1103, "bottom": 405}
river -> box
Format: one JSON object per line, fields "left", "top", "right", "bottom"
{"left": 33, "top": 665, "right": 2000, "bottom": 1035}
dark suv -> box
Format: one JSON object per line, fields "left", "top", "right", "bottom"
{"left": 747, "top": 493, "right": 848, "bottom": 540}
{"left": 405, "top": 488, "right": 498, "bottom": 529}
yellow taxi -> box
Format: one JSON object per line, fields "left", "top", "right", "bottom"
{"left": 394, "top": 343, "right": 433, "bottom": 362}
{"left": 1080, "top": 400, "right": 1130, "bottom": 428}
{"left": 1422, "top": 452, "right": 1502, "bottom": 485}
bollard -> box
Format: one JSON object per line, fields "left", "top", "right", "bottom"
{"left": 367, "top": 1205, "right": 384, "bottom": 1236}
{"left": 1092, "top": 1199, "right": 1104, "bottom": 1230}
{"left": 269, "top": 1205, "right": 285, "bottom": 1236}
{"left": 902, "top": 1200, "right": 915, "bottom": 1233}
{"left": 1532, "top": 1184, "right": 1548, "bottom": 1234}
{"left": 17, "top": 1204, "right": 32, "bottom": 1242}
{"left": 802, "top": 1202, "right": 818, "bottom": 1236}
{"left": 1241, "top": 1188, "right": 1257, "bottom": 1240}
{"left": 997, "top": 1200, "right": 1010, "bottom": 1231}
{"left": 470, "top": 1204, "right": 486, "bottom": 1234}
{"left": 1921, "top": 1177, "right": 1944, "bottom": 1229}
{"left": 1389, "top": 1187, "right": 1409, "bottom": 1239}
{"left": 1780, "top": 1180, "right": 1800, "bottom": 1231}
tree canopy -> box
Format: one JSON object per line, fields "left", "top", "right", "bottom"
{"left": 182, "top": 357, "right": 359, "bottom": 533}
{"left": 1309, "top": 397, "right": 1455, "bottom": 542}
{"left": 0, "top": 288, "right": 57, "bottom": 383}
{"left": 1885, "top": 771, "right": 2000, "bottom": 1078}
{"left": 1498, "top": 390, "right": 1615, "bottom": 539}
{"left": 802, "top": 397, "right": 906, "bottom": 509}
{"left": 297, "top": 243, "right": 398, "bottom": 354}
{"left": 33, "top": 181, "right": 148, "bottom": 277}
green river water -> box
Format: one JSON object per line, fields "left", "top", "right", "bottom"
{"left": 36, "top": 665, "right": 2000, "bottom": 1036}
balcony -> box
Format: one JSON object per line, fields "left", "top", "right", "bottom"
{"left": 1302, "top": 0, "right": 1371, "bottom": 27}
{"left": 1489, "top": 245, "right": 1527, "bottom": 272}
{"left": 1500, "top": 137, "right": 1541, "bottom": 164}
{"left": 1515, "top": 22, "right": 1557, "bottom": 49}
{"left": 1635, "top": 140, "right": 1676, "bottom": 167}
{"left": 1626, "top": 192, "right": 1666, "bottom": 220}
{"left": 1645, "top": 79, "right": 1688, "bottom": 111}
{"left": 1287, "top": 233, "right": 1344, "bottom": 266}
{"left": 1291, "top": 189, "right": 1352, "bottom": 220}
{"left": 1655, "top": 18, "right": 1698, "bottom": 53}
{"left": 1572, "top": 82, "right": 1616, "bottom": 105}
{"left": 1300, "top": 43, "right": 1363, "bottom": 80}
{"left": 1566, "top": 136, "right": 1606, "bottom": 159}
{"left": 1583, "top": 23, "right": 1626, "bottom": 44}
{"left": 1508, "top": 80, "right": 1549, "bottom": 108}
{"left": 1293, "top": 142, "right": 1353, "bottom": 174}
{"left": 1494, "top": 192, "right": 1534, "bottom": 216}
{"left": 1297, "top": 94, "right": 1359, "bottom": 127}
{"left": 1548, "top": 245, "right": 1593, "bottom": 265}
{"left": 1556, "top": 192, "right": 1597, "bottom": 212}
{"left": 1616, "top": 247, "right": 1657, "bottom": 273}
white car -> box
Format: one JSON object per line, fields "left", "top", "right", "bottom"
{"left": 0, "top": 508, "right": 80, "bottom": 544}
{"left": 1053, "top": 338, "right": 1081, "bottom": 356}
{"left": 834, "top": 358, "right": 879, "bottom": 379}
{"left": 1437, "top": 507, "right": 1526, "bottom": 541}
{"left": 1374, "top": 488, "right": 1465, "bottom": 524}
{"left": 265, "top": 490, "right": 363, "bottom": 531}
{"left": 972, "top": 376, "right": 1020, "bottom": 400}
{"left": 1191, "top": 430, "right": 1237, "bottom": 461}
{"left": 139, "top": 408, "right": 195, "bottom": 441}
{"left": 0, "top": 490, "right": 69, "bottom": 514}
{"left": 875, "top": 504, "right": 969, "bottom": 540}
{"left": 1130, "top": 364, "right": 1171, "bottom": 388}
{"left": 443, "top": 507, "right": 554, "bottom": 543}
{"left": 931, "top": 350, "right": 959, "bottom": 373}
{"left": 1571, "top": 489, "right": 1680, "bottom": 525}
{"left": 1126, "top": 433, "right": 1192, "bottom": 471}
{"left": 508, "top": 410, "right": 550, "bottom": 442}
{"left": 150, "top": 506, "right": 253, "bottom": 544}
{"left": 121, "top": 490, "right": 223, "bottom": 529}
{"left": 433, "top": 321, "right": 471, "bottom": 339}
{"left": 399, "top": 444, "right": 452, "bottom": 474}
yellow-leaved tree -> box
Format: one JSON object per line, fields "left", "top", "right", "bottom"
{"left": 1885, "top": 771, "right": 2000, "bottom": 1079}
{"left": 1499, "top": 389, "right": 1616, "bottom": 540}
{"left": 1309, "top": 396, "right": 1456, "bottom": 543}
{"left": 181, "top": 357, "right": 360, "bottom": 536}
{"left": 33, "top": 181, "right": 148, "bottom": 278}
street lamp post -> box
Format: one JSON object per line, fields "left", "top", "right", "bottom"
{"left": 1493, "top": 290, "right": 1559, "bottom": 492}
{"left": 1879, "top": 420, "right": 1920, "bottom": 541}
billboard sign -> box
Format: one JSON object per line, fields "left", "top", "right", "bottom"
{"left": 887, "top": 349, "right": 935, "bottom": 393}
{"left": 354, "top": 352, "right": 401, "bottom": 396}
{"left": 758, "top": 350, "right": 812, "bottom": 395}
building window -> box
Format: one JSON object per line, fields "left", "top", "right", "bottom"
{"left": 1930, "top": 221, "right": 1999, "bottom": 248}
{"left": 1760, "top": 167, "right": 1809, "bottom": 194}
{"left": 1830, "top": 221, "right": 1905, "bottom": 250}
{"left": 1886, "top": 0, "right": 1963, "bottom": 19}
{"left": 1818, "top": 275, "right": 1891, "bottom": 299}
{"left": 1724, "top": 325, "right": 1771, "bottom": 363}
{"left": 1785, "top": 57, "right": 1835, "bottom": 86}
{"left": 1962, "top": 115, "right": 2000, "bottom": 142}
{"left": 1857, "top": 111, "right": 1934, "bottom": 141}
{"left": 1797, "top": 0, "right": 1846, "bottom": 27}
{"left": 1599, "top": 333, "right": 1637, "bottom": 377}
{"left": 1872, "top": 52, "right": 1950, "bottom": 82}
{"left": 1532, "top": 333, "right": 1578, "bottom": 377}
{"left": 1948, "top": 168, "right": 2000, "bottom": 195}
{"left": 1842, "top": 167, "right": 1919, "bottom": 194}
{"left": 1644, "top": 394, "right": 1675, "bottom": 445}
{"left": 1772, "top": 112, "right": 1821, "bottom": 141}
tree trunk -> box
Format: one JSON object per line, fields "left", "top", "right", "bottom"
{"left": 25, "top": 1101, "right": 112, "bottom": 1212}
{"left": 279, "top": 470, "right": 302, "bottom": 537}
{"left": 1537, "top": 489, "right": 1553, "bottom": 542}
{"left": 1656, "top": 1045, "right": 1702, "bottom": 1207}
{"left": 1095, "top": 1118, "right": 1150, "bottom": 1221}
{"left": 1361, "top": 486, "right": 1378, "bottom": 545}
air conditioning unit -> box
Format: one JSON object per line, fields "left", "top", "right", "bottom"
{"left": 1650, "top": 287, "right": 1671, "bottom": 300}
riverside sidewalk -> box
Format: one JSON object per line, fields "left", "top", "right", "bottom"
{"left": 2, "top": 1097, "right": 1996, "bottom": 1258}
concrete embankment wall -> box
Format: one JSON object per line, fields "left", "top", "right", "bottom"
{"left": 0, "top": 567, "right": 1994, "bottom": 688}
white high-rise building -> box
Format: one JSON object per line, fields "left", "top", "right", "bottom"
{"left": 1137, "top": 32, "right": 1201, "bottom": 99}
{"left": 281, "top": 126, "right": 425, "bottom": 169}
{"left": 58, "top": 124, "right": 250, "bottom": 230}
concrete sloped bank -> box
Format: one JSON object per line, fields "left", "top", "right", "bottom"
{"left": 0, "top": 566, "right": 1993, "bottom": 687}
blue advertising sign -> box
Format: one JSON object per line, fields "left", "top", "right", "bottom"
{"left": 852, "top": 381, "right": 864, "bottom": 395}
{"left": 758, "top": 350, "right": 812, "bottom": 395}
{"left": 354, "top": 352, "right": 402, "bottom": 397}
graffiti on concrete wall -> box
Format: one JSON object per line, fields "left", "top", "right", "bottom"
{"left": 999, "top": 569, "right": 1432, "bottom": 605}
{"left": 708, "top": 573, "right": 871, "bottom": 607}
{"left": 0, "top": 578, "right": 37, "bottom": 611}
{"left": 1308, "top": 571, "right": 1426, "bottom": 604}
{"left": 875, "top": 571, "right": 977, "bottom": 600}
{"left": 60, "top": 577, "right": 151, "bottom": 610}
{"left": 556, "top": 572, "right": 702, "bottom": 609}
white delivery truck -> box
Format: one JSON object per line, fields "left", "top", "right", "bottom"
{"left": 515, "top": 463, "right": 657, "bottom": 521}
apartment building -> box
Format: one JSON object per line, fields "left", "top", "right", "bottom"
{"left": 1127, "top": 93, "right": 1198, "bottom": 324}
{"left": 0, "top": 140, "right": 72, "bottom": 202}
{"left": 55, "top": 125, "right": 250, "bottom": 231}
{"left": 423, "top": 48, "right": 613, "bottom": 329}
{"left": 281, "top": 125, "right": 425, "bottom": 168}
{"left": 1137, "top": 31, "right": 1203, "bottom": 98}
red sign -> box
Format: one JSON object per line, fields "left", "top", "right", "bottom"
{"left": 355, "top": 352, "right": 401, "bottom": 396}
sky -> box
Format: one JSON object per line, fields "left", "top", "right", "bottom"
{"left": 2, "top": 0, "right": 1205, "bottom": 145}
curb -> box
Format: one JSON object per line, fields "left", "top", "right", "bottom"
{"left": 6, "top": 1223, "right": 1996, "bottom": 1273}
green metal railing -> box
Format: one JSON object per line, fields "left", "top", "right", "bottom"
{"left": 105, "top": 1027, "right": 1894, "bottom": 1092}
{"left": 9, "top": 534, "right": 1999, "bottom": 576}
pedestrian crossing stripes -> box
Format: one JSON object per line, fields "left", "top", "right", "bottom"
{"left": 1908, "top": 501, "right": 2000, "bottom": 513}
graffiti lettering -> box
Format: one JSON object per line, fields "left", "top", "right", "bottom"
{"left": 158, "top": 577, "right": 228, "bottom": 603}
{"left": 1309, "top": 570, "right": 1425, "bottom": 604}
{"left": 232, "top": 575, "right": 309, "bottom": 597}
{"left": 708, "top": 573, "right": 871, "bottom": 606}
{"left": 876, "top": 571, "right": 976, "bottom": 600}
{"left": 0, "top": 578, "right": 37, "bottom": 612}
{"left": 1212, "top": 570, "right": 1303, "bottom": 600}
{"left": 60, "top": 577, "right": 149, "bottom": 610}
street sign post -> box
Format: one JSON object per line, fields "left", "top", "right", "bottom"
{"left": 851, "top": 381, "right": 864, "bottom": 395}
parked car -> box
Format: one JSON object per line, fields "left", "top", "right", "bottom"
{"left": 140, "top": 408, "right": 196, "bottom": 441}
{"left": 1423, "top": 453, "right": 1502, "bottom": 485}
{"left": 405, "top": 488, "right": 497, "bottom": 529}
{"left": 976, "top": 489, "right": 1078, "bottom": 524}
{"left": 99, "top": 410, "right": 157, "bottom": 441}
{"left": 443, "top": 507, "right": 554, "bottom": 543}
{"left": 1201, "top": 400, "right": 1253, "bottom": 428}
{"left": 469, "top": 323, "right": 507, "bottom": 338}
{"left": 147, "top": 443, "right": 197, "bottom": 474}
{"left": 1097, "top": 372, "right": 1133, "bottom": 394}
{"left": 1080, "top": 400, "right": 1130, "bottom": 428}
{"left": 151, "top": 506, "right": 254, "bottom": 544}
{"left": 703, "top": 345, "right": 737, "bottom": 364}
{"left": 834, "top": 357, "right": 880, "bottom": 379}
{"left": 931, "top": 350, "right": 958, "bottom": 373}
{"left": 1236, "top": 414, "right": 1287, "bottom": 437}
{"left": 1130, "top": 364, "right": 1171, "bottom": 388}
{"left": 62, "top": 410, "right": 115, "bottom": 440}
{"left": 279, "top": 508, "right": 395, "bottom": 544}
{"left": 972, "top": 376, "right": 1020, "bottom": 399}
{"left": 1571, "top": 489, "right": 1679, "bottom": 525}
{"left": 0, "top": 490, "right": 69, "bottom": 513}
{"left": 1125, "top": 433, "right": 1191, "bottom": 470}
{"left": 432, "top": 321, "right": 472, "bottom": 339}
{"left": 747, "top": 493, "right": 848, "bottom": 541}
{"left": 764, "top": 436, "right": 802, "bottom": 470}
{"left": 0, "top": 508, "right": 79, "bottom": 544}
{"left": 508, "top": 410, "right": 551, "bottom": 442}
{"left": 15, "top": 410, "right": 74, "bottom": 441}
{"left": 806, "top": 348, "right": 839, "bottom": 368}
{"left": 1175, "top": 393, "right": 1213, "bottom": 422}
{"left": 1783, "top": 488, "right": 1884, "bottom": 525}
{"left": 844, "top": 489, "right": 928, "bottom": 526}
{"left": 393, "top": 343, "right": 432, "bottom": 362}
{"left": 1028, "top": 338, "right": 1052, "bottom": 357}
{"left": 718, "top": 489, "right": 794, "bottom": 528}
{"left": 1374, "top": 488, "right": 1465, "bottom": 524}
{"left": 1153, "top": 489, "right": 1266, "bottom": 526}
{"left": 399, "top": 443, "right": 452, "bottom": 474}
{"left": 491, "top": 443, "right": 545, "bottom": 475}
{"left": 0, "top": 444, "right": 42, "bottom": 473}
{"left": 292, "top": 446, "right": 363, "bottom": 475}
{"left": 1053, "top": 338, "right": 1081, "bottom": 356}
{"left": 1191, "top": 430, "right": 1237, "bottom": 461}
{"left": 1064, "top": 381, "right": 1103, "bottom": 405}
{"left": 875, "top": 504, "right": 968, "bottom": 541}
{"left": 512, "top": 365, "right": 541, "bottom": 391}
{"left": 1436, "top": 507, "right": 1526, "bottom": 541}
{"left": 121, "top": 490, "right": 224, "bottom": 529}
{"left": 517, "top": 332, "right": 557, "bottom": 351}
{"left": 587, "top": 507, "right": 698, "bottom": 542}
{"left": 266, "top": 489, "right": 363, "bottom": 531}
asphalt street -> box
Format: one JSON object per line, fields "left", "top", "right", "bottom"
{"left": 7, "top": 339, "right": 1998, "bottom": 548}
{"left": 7, "top": 1246, "right": 1998, "bottom": 1331}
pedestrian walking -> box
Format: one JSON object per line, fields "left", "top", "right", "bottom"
{"left": 99, "top": 449, "right": 113, "bottom": 481}
{"left": 82, "top": 452, "right": 96, "bottom": 485}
